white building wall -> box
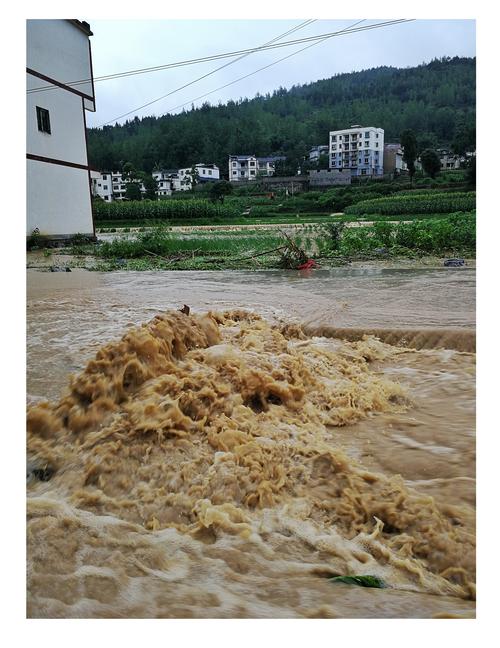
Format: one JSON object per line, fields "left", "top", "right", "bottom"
{"left": 27, "top": 78, "right": 88, "bottom": 166}
{"left": 27, "top": 160, "right": 93, "bottom": 236}
{"left": 27, "top": 19, "right": 95, "bottom": 238}
{"left": 26, "top": 20, "right": 94, "bottom": 109}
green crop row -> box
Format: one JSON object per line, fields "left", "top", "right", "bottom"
{"left": 94, "top": 198, "right": 238, "bottom": 222}
{"left": 344, "top": 191, "right": 476, "bottom": 216}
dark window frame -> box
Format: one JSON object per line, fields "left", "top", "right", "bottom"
{"left": 36, "top": 106, "right": 51, "bottom": 134}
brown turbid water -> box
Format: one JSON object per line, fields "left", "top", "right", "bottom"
{"left": 26, "top": 267, "right": 475, "bottom": 618}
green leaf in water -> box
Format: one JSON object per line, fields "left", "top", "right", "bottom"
{"left": 329, "top": 575, "right": 386, "bottom": 588}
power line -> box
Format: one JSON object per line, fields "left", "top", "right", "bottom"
{"left": 97, "top": 19, "right": 411, "bottom": 128}
{"left": 27, "top": 20, "right": 414, "bottom": 94}
{"left": 162, "top": 19, "right": 368, "bottom": 120}
{"left": 95, "top": 19, "right": 317, "bottom": 127}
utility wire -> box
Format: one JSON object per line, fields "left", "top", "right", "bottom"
{"left": 161, "top": 19, "right": 368, "bottom": 121}
{"left": 95, "top": 19, "right": 317, "bottom": 127}
{"left": 27, "top": 20, "right": 414, "bottom": 94}
{"left": 100, "top": 18, "right": 417, "bottom": 128}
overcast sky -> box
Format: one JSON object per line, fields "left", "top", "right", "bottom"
{"left": 86, "top": 19, "right": 475, "bottom": 129}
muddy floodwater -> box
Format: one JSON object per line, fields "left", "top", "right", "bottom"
{"left": 27, "top": 267, "right": 475, "bottom": 618}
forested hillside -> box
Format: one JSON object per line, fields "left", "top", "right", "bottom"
{"left": 87, "top": 56, "right": 476, "bottom": 176}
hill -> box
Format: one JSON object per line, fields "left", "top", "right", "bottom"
{"left": 87, "top": 56, "right": 476, "bottom": 176}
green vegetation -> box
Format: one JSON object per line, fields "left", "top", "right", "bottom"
{"left": 420, "top": 149, "right": 442, "bottom": 178}
{"left": 75, "top": 211, "right": 476, "bottom": 271}
{"left": 320, "top": 213, "right": 475, "bottom": 257}
{"left": 88, "top": 57, "right": 475, "bottom": 175}
{"left": 94, "top": 198, "right": 239, "bottom": 222}
{"left": 95, "top": 227, "right": 285, "bottom": 262}
{"left": 344, "top": 191, "right": 475, "bottom": 216}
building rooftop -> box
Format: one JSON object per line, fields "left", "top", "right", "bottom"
{"left": 257, "top": 156, "right": 286, "bottom": 163}
{"left": 68, "top": 20, "right": 93, "bottom": 36}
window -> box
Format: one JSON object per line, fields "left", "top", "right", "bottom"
{"left": 376, "top": 133, "right": 379, "bottom": 138}
{"left": 375, "top": 143, "right": 379, "bottom": 147}
{"left": 104, "top": 196, "right": 109, "bottom": 201}
{"left": 232, "top": 162, "right": 237, "bottom": 167}
{"left": 232, "top": 171, "right": 237, "bottom": 175}
{"left": 332, "top": 145, "right": 336, "bottom": 151}
{"left": 331, "top": 135, "right": 336, "bottom": 141}
{"left": 332, "top": 161, "right": 336, "bottom": 167}
{"left": 250, "top": 170, "right": 255, "bottom": 175}
{"left": 365, "top": 142, "right": 369, "bottom": 147}
{"left": 241, "top": 171, "right": 245, "bottom": 176}
{"left": 250, "top": 161, "right": 255, "bottom": 166}
{"left": 365, "top": 132, "right": 369, "bottom": 138}
{"left": 365, "top": 158, "right": 369, "bottom": 164}
{"left": 102, "top": 175, "right": 107, "bottom": 180}
{"left": 103, "top": 185, "right": 108, "bottom": 190}
{"left": 208, "top": 170, "right": 212, "bottom": 175}
{"left": 36, "top": 106, "right": 51, "bottom": 134}
{"left": 361, "top": 169, "right": 367, "bottom": 175}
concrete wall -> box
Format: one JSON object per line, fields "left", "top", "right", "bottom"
{"left": 309, "top": 169, "right": 351, "bottom": 187}
{"left": 27, "top": 159, "right": 93, "bottom": 236}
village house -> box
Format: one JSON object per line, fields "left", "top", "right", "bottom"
{"left": 329, "top": 125, "right": 384, "bottom": 177}
{"left": 383, "top": 143, "right": 406, "bottom": 175}
{"left": 90, "top": 170, "right": 113, "bottom": 201}
{"left": 27, "top": 19, "right": 96, "bottom": 240}
{"left": 91, "top": 170, "right": 146, "bottom": 201}
{"left": 152, "top": 170, "right": 177, "bottom": 197}
{"left": 308, "top": 145, "right": 329, "bottom": 162}
{"left": 178, "top": 163, "right": 220, "bottom": 186}
{"left": 228, "top": 155, "right": 286, "bottom": 182}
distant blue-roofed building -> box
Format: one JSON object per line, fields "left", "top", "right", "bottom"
{"left": 228, "top": 154, "right": 286, "bottom": 182}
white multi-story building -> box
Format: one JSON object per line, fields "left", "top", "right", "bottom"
{"left": 91, "top": 170, "right": 147, "bottom": 201}
{"left": 152, "top": 170, "right": 177, "bottom": 196}
{"left": 110, "top": 171, "right": 146, "bottom": 200}
{"left": 27, "top": 19, "right": 96, "bottom": 239}
{"left": 329, "top": 125, "right": 384, "bottom": 177}
{"left": 228, "top": 155, "right": 286, "bottom": 182}
{"left": 90, "top": 170, "right": 113, "bottom": 201}
{"left": 179, "top": 163, "right": 220, "bottom": 187}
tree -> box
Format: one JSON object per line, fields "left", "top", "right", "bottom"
{"left": 400, "top": 129, "right": 418, "bottom": 185}
{"left": 317, "top": 153, "right": 330, "bottom": 170}
{"left": 420, "top": 149, "right": 442, "bottom": 179}
{"left": 125, "top": 182, "right": 142, "bottom": 201}
{"left": 209, "top": 180, "right": 233, "bottom": 203}
{"left": 466, "top": 155, "right": 476, "bottom": 187}
{"left": 141, "top": 173, "right": 159, "bottom": 200}
{"left": 122, "top": 162, "right": 139, "bottom": 181}
{"left": 189, "top": 165, "right": 200, "bottom": 192}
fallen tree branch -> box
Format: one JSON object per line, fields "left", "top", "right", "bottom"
{"left": 231, "top": 245, "right": 288, "bottom": 261}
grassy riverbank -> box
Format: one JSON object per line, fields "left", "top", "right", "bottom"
{"left": 27, "top": 212, "right": 475, "bottom": 272}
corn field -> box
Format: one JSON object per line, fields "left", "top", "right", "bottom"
{"left": 344, "top": 191, "right": 476, "bottom": 216}
{"left": 94, "top": 199, "right": 239, "bottom": 222}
